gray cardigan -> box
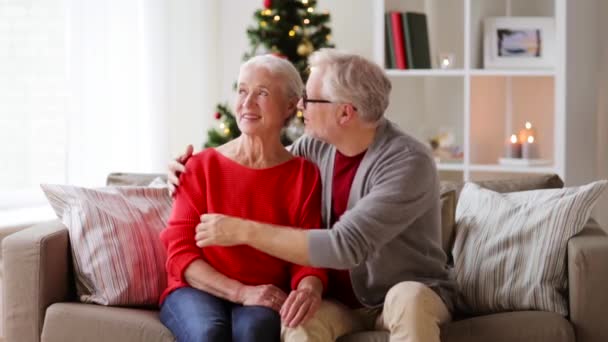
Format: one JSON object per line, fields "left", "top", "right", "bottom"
{"left": 291, "top": 118, "right": 455, "bottom": 310}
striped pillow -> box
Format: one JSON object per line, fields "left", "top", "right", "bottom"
{"left": 453, "top": 180, "right": 607, "bottom": 315}
{"left": 41, "top": 184, "right": 171, "bottom": 306}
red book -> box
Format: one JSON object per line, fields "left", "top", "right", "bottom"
{"left": 390, "top": 12, "right": 408, "bottom": 69}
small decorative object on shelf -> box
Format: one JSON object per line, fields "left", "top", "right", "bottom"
{"left": 483, "top": 17, "right": 555, "bottom": 69}
{"left": 429, "top": 131, "right": 463, "bottom": 163}
{"left": 505, "top": 134, "right": 522, "bottom": 158}
{"left": 438, "top": 52, "right": 455, "bottom": 69}
{"left": 522, "top": 135, "right": 539, "bottom": 159}
{"left": 500, "top": 121, "right": 549, "bottom": 166}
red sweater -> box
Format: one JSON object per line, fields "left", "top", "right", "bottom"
{"left": 329, "top": 149, "right": 366, "bottom": 308}
{"left": 159, "top": 149, "right": 328, "bottom": 304}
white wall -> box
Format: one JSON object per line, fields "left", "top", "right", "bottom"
{"left": 166, "top": 1, "right": 219, "bottom": 157}
{"left": 594, "top": 0, "right": 608, "bottom": 229}
{"left": 564, "top": 0, "right": 599, "bottom": 186}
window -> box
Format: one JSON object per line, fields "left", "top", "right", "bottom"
{"left": 0, "top": 1, "right": 69, "bottom": 209}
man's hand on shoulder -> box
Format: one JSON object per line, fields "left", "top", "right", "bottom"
{"left": 167, "top": 144, "right": 193, "bottom": 195}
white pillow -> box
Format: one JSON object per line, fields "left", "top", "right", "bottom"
{"left": 41, "top": 184, "right": 171, "bottom": 306}
{"left": 453, "top": 180, "right": 607, "bottom": 315}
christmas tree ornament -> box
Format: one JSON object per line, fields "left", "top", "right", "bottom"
{"left": 297, "top": 39, "right": 313, "bottom": 56}
{"left": 214, "top": 112, "right": 221, "bottom": 120}
{"left": 263, "top": 0, "right": 272, "bottom": 9}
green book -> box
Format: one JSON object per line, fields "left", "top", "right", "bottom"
{"left": 385, "top": 13, "right": 396, "bottom": 69}
{"left": 401, "top": 12, "right": 415, "bottom": 68}
{"left": 404, "top": 12, "right": 431, "bottom": 69}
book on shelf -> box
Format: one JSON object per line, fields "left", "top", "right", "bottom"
{"left": 404, "top": 12, "right": 431, "bottom": 69}
{"left": 389, "top": 12, "right": 408, "bottom": 69}
{"left": 384, "top": 11, "right": 431, "bottom": 69}
{"left": 384, "top": 13, "right": 396, "bottom": 69}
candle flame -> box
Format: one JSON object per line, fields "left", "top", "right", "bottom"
{"left": 528, "top": 136, "right": 535, "bottom": 143}
{"left": 525, "top": 121, "right": 532, "bottom": 129}
{"left": 510, "top": 134, "right": 518, "bottom": 143}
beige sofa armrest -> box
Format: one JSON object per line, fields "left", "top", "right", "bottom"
{"left": 2, "top": 220, "right": 71, "bottom": 342}
{"left": 568, "top": 219, "right": 608, "bottom": 342}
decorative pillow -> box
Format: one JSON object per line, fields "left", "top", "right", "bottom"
{"left": 452, "top": 180, "right": 607, "bottom": 315}
{"left": 41, "top": 184, "right": 172, "bottom": 306}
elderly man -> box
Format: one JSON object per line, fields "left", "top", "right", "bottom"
{"left": 169, "top": 49, "right": 455, "bottom": 342}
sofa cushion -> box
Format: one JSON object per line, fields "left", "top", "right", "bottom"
{"left": 439, "top": 174, "right": 564, "bottom": 256}
{"left": 337, "top": 311, "right": 574, "bottom": 342}
{"left": 107, "top": 172, "right": 167, "bottom": 186}
{"left": 453, "top": 180, "right": 607, "bottom": 315}
{"left": 452, "top": 173, "right": 564, "bottom": 201}
{"left": 41, "top": 184, "right": 171, "bottom": 306}
{"left": 41, "top": 303, "right": 174, "bottom": 342}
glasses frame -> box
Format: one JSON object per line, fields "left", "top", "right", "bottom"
{"left": 301, "top": 91, "right": 334, "bottom": 110}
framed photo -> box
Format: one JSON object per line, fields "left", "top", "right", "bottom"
{"left": 484, "top": 17, "right": 555, "bottom": 69}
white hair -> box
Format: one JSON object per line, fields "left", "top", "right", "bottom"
{"left": 308, "top": 49, "right": 391, "bottom": 123}
{"left": 239, "top": 54, "right": 304, "bottom": 101}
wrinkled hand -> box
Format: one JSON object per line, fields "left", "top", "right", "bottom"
{"left": 167, "top": 144, "right": 194, "bottom": 195}
{"left": 238, "top": 284, "right": 287, "bottom": 312}
{"left": 195, "top": 213, "right": 247, "bottom": 247}
{"left": 280, "top": 288, "right": 322, "bottom": 327}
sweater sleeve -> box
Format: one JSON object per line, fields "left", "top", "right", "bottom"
{"left": 159, "top": 157, "right": 206, "bottom": 283}
{"left": 308, "top": 149, "right": 438, "bottom": 269}
{"left": 289, "top": 164, "right": 328, "bottom": 291}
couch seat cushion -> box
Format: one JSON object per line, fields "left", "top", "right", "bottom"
{"left": 41, "top": 303, "right": 174, "bottom": 342}
{"left": 337, "top": 311, "right": 574, "bottom": 342}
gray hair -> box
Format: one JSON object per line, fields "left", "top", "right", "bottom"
{"left": 239, "top": 54, "right": 304, "bottom": 101}
{"left": 309, "top": 49, "right": 391, "bottom": 123}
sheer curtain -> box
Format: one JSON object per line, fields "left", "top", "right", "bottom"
{"left": 0, "top": 0, "right": 218, "bottom": 224}
{"left": 66, "top": 0, "right": 170, "bottom": 186}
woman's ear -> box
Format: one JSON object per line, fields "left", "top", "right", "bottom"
{"left": 283, "top": 97, "right": 299, "bottom": 125}
{"left": 287, "top": 97, "right": 298, "bottom": 115}
{"left": 284, "top": 97, "right": 299, "bottom": 121}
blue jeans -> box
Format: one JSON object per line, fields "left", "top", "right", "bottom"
{"left": 160, "top": 287, "right": 280, "bottom": 342}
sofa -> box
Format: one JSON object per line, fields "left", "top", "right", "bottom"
{"left": 3, "top": 173, "right": 608, "bottom": 342}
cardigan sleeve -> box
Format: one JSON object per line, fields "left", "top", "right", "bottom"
{"left": 307, "top": 150, "right": 438, "bottom": 269}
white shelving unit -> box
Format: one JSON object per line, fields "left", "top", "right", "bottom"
{"left": 370, "top": 0, "right": 584, "bottom": 182}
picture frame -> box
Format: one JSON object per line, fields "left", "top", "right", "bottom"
{"left": 484, "top": 17, "right": 555, "bottom": 69}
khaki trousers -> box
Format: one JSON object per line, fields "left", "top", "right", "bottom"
{"left": 282, "top": 281, "right": 451, "bottom": 342}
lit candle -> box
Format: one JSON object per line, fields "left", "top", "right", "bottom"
{"left": 522, "top": 135, "right": 538, "bottom": 159}
{"left": 518, "top": 121, "right": 536, "bottom": 144}
{"left": 505, "top": 134, "right": 522, "bottom": 158}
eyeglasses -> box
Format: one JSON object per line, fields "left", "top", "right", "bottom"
{"left": 301, "top": 91, "right": 334, "bottom": 110}
{"left": 301, "top": 91, "right": 358, "bottom": 111}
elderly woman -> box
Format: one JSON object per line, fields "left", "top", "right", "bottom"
{"left": 159, "top": 55, "right": 327, "bottom": 342}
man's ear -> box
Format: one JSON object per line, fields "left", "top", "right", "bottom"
{"left": 338, "top": 104, "right": 357, "bottom": 125}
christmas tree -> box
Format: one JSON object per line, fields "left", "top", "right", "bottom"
{"left": 204, "top": 0, "right": 334, "bottom": 148}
